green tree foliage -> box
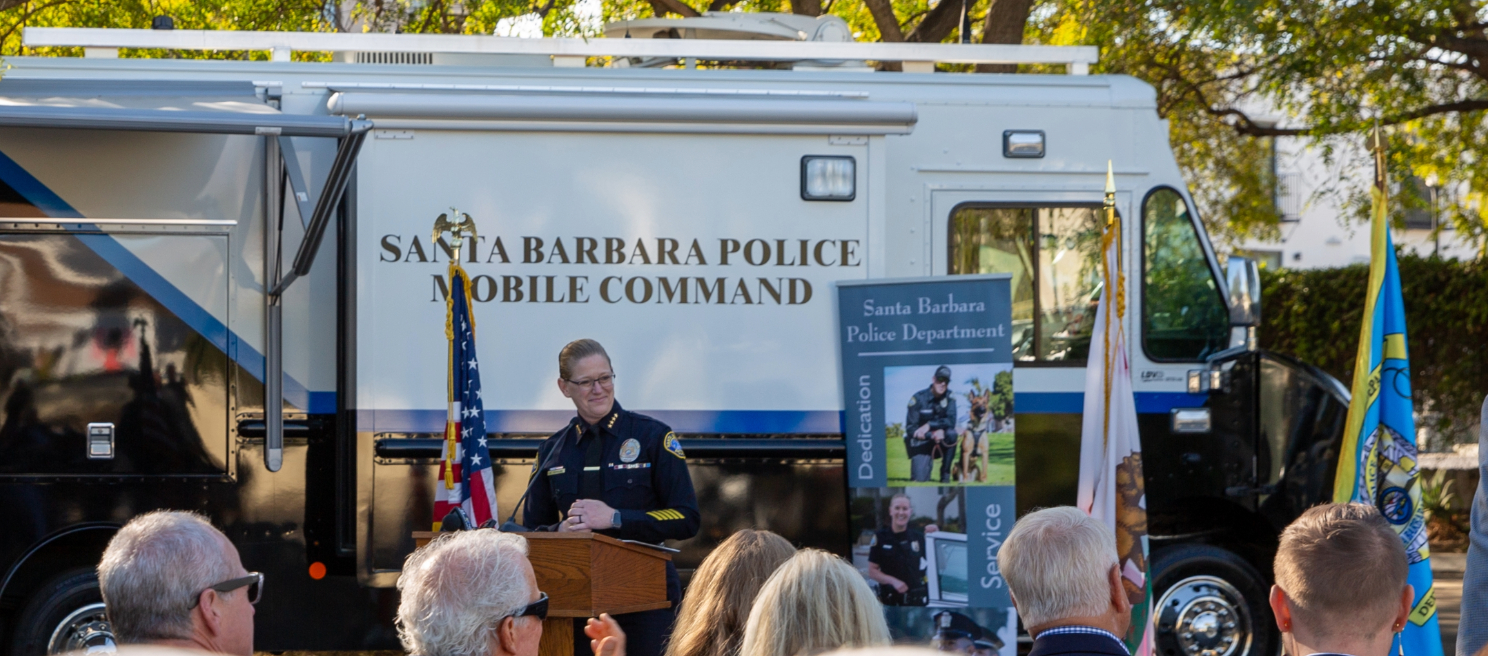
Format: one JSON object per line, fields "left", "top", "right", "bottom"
{"left": 1029, "top": 0, "right": 1488, "bottom": 252}
{"left": 990, "top": 369, "right": 1012, "bottom": 420}
{"left": 0, "top": 1, "right": 333, "bottom": 58}
{"left": 1260, "top": 253, "right": 1488, "bottom": 447}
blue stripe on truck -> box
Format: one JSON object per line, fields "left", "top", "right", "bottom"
{"left": 357, "top": 391, "right": 1211, "bottom": 433}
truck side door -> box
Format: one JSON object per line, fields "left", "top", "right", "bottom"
{"left": 1130, "top": 188, "right": 1257, "bottom": 523}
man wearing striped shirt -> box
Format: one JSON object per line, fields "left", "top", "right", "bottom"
{"left": 998, "top": 507, "right": 1132, "bottom": 656}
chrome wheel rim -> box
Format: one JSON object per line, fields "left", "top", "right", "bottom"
{"left": 1155, "top": 576, "right": 1252, "bottom": 656}
{"left": 48, "top": 602, "right": 115, "bottom": 655}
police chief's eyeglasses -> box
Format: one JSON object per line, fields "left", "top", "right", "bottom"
{"left": 564, "top": 373, "right": 615, "bottom": 390}
{"left": 503, "top": 592, "right": 549, "bottom": 622}
{"left": 190, "top": 572, "right": 263, "bottom": 608}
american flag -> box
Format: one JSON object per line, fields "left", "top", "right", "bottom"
{"left": 433, "top": 265, "right": 497, "bottom": 529}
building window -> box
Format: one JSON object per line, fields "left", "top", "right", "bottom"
{"left": 1276, "top": 172, "right": 1303, "bottom": 221}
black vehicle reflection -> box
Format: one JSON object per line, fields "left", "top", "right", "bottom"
{"left": 0, "top": 233, "right": 227, "bottom": 476}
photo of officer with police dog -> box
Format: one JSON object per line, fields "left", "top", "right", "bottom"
{"left": 883, "top": 363, "right": 1014, "bottom": 486}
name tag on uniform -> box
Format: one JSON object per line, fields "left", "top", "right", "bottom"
{"left": 547, "top": 466, "right": 566, "bottom": 476}
{"left": 609, "top": 462, "right": 652, "bottom": 470}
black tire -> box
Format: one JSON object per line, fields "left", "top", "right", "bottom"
{"left": 1150, "top": 544, "right": 1277, "bottom": 656}
{"left": 9, "top": 568, "right": 115, "bottom": 656}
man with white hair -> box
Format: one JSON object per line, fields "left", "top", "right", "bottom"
{"left": 997, "top": 507, "right": 1131, "bottom": 656}
{"left": 397, "top": 530, "right": 626, "bottom": 656}
{"left": 98, "top": 510, "right": 259, "bottom": 656}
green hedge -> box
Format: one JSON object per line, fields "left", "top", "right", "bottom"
{"left": 1259, "top": 254, "right": 1488, "bottom": 447}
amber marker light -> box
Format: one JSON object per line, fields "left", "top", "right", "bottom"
{"left": 309, "top": 562, "right": 327, "bottom": 580}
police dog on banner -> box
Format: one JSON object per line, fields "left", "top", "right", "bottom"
{"left": 956, "top": 388, "right": 992, "bottom": 483}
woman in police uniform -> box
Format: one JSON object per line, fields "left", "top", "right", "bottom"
{"left": 525, "top": 338, "right": 701, "bottom": 656}
{"left": 866, "top": 493, "right": 936, "bottom": 606}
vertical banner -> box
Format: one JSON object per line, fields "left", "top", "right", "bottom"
{"left": 837, "top": 275, "right": 1017, "bottom": 656}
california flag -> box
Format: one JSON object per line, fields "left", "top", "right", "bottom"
{"left": 1077, "top": 164, "right": 1153, "bottom": 656}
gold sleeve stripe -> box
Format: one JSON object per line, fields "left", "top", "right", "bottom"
{"left": 647, "top": 509, "right": 686, "bottom": 521}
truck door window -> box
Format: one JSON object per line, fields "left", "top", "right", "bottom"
{"left": 949, "top": 206, "right": 1101, "bottom": 363}
{"left": 1141, "top": 188, "right": 1229, "bottom": 361}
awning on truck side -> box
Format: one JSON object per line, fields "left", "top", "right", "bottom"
{"left": 0, "top": 79, "right": 356, "bottom": 137}
{"left": 327, "top": 90, "right": 917, "bottom": 134}
{"left": 0, "top": 104, "right": 357, "bottom": 137}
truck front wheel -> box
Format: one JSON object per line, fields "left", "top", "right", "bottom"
{"left": 9, "top": 568, "right": 116, "bottom": 656}
{"left": 1151, "top": 545, "right": 1276, "bottom": 656}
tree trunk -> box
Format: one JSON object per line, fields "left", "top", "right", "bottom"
{"left": 975, "top": 0, "right": 1033, "bottom": 72}
{"left": 790, "top": 0, "right": 823, "bottom": 16}
{"left": 863, "top": 0, "right": 904, "bottom": 41}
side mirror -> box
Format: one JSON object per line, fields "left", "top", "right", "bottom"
{"left": 1225, "top": 256, "right": 1262, "bottom": 327}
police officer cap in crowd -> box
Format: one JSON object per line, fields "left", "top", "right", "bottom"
{"left": 932, "top": 611, "right": 978, "bottom": 641}
{"left": 934, "top": 366, "right": 952, "bottom": 382}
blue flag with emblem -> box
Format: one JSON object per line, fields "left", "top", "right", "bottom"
{"left": 1333, "top": 178, "right": 1441, "bottom": 655}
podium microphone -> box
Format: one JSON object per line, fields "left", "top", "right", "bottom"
{"left": 500, "top": 425, "right": 572, "bottom": 532}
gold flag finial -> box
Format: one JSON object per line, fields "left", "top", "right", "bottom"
{"left": 1103, "top": 161, "right": 1117, "bottom": 228}
{"left": 432, "top": 207, "right": 478, "bottom": 251}
{"left": 1371, "top": 123, "right": 1387, "bottom": 192}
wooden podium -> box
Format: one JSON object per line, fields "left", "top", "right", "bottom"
{"left": 412, "top": 532, "right": 672, "bottom": 656}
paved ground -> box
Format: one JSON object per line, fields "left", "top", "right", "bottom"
{"left": 1437, "top": 553, "right": 1465, "bottom": 655}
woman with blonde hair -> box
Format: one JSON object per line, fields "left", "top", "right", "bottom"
{"left": 665, "top": 529, "right": 798, "bottom": 656}
{"left": 740, "top": 549, "right": 892, "bottom": 656}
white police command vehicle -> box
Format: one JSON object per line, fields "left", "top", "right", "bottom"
{"left": 0, "top": 17, "right": 1347, "bottom": 656}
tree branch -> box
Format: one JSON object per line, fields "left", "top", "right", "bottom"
{"left": 1387, "top": 98, "right": 1488, "bottom": 122}
{"left": 646, "top": 0, "right": 700, "bottom": 18}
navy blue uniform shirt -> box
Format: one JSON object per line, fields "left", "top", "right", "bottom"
{"left": 905, "top": 386, "right": 957, "bottom": 456}
{"left": 524, "top": 401, "right": 700, "bottom": 601}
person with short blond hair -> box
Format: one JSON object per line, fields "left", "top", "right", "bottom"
{"left": 740, "top": 549, "right": 891, "bottom": 656}
{"left": 664, "top": 529, "right": 796, "bottom": 656}
{"left": 1270, "top": 503, "right": 1412, "bottom": 656}
{"left": 998, "top": 507, "right": 1130, "bottom": 656}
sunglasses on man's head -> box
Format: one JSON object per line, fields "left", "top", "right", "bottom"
{"left": 504, "top": 592, "right": 549, "bottom": 622}
{"left": 190, "top": 572, "right": 263, "bottom": 608}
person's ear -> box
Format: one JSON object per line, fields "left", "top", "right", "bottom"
{"left": 1393, "top": 585, "right": 1414, "bottom": 632}
{"left": 1269, "top": 585, "right": 1292, "bottom": 633}
{"left": 558, "top": 378, "right": 572, "bottom": 399}
{"left": 197, "top": 590, "right": 223, "bottom": 637}
{"left": 1107, "top": 564, "right": 1131, "bottom": 613}
{"left": 498, "top": 616, "right": 520, "bottom": 655}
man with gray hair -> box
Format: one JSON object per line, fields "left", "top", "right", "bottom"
{"left": 397, "top": 530, "right": 625, "bottom": 656}
{"left": 98, "top": 511, "right": 259, "bottom": 656}
{"left": 997, "top": 507, "right": 1130, "bottom": 656}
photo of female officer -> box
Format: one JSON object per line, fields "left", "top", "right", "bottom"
{"left": 866, "top": 493, "right": 937, "bottom": 606}
{"left": 524, "top": 338, "right": 701, "bottom": 656}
